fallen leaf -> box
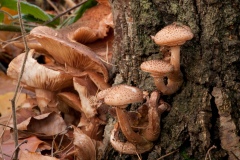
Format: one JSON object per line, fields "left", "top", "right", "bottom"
{"left": 17, "top": 112, "right": 67, "bottom": 137}
{"left": 19, "top": 136, "right": 51, "bottom": 152}
{"left": 73, "top": 126, "right": 97, "bottom": 160}
{"left": 0, "top": 92, "right": 27, "bottom": 117}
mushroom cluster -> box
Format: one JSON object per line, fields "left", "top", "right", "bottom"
{"left": 141, "top": 22, "right": 194, "bottom": 95}
{"left": 97, "top": 85, "right": 170, "bottom": 154}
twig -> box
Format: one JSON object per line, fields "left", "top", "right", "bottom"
{"left": 10, "top": 0, "right": 30, "bottom": 159}
{"left": 51, "top": 127, "right": 69, "bottom": 156}
{"left": 10, "top": 140, "right": 28, "bottom": 160}
{"left": 43, "top": 0, "right": 87, "bottom": 25}
{"left": 157, "top": 149, "right": 179, "bottom": 160}
{"left": 0, "top": 114, "right": 13, "bottom": 158}
{"left": 205, "top": 145, "right": 217, "bottom": 160}
{"left": 0, "top": 123, "right": 13, "bottom": 129}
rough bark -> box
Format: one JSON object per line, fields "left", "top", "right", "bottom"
{"left": 107, "top": 0, "right": 240, "bottom": 159}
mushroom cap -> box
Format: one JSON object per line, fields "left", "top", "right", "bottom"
{"left": 140, "top": 60, "right": 174, "bottom": 76}
{"left": 103, "top": 85, "right": 143, "bottom": 106}
{"left": 30, "top": 26, "right": 109, "bottom": 82}
{"left": 7, "top": 49, "right": 73, "bottom": 91}
{"left": 152, "top": 22, "right": 194, "bottom": 46}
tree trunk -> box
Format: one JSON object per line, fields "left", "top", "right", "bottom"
{"left": 107, "top": 0, "right": 240, "bottom": 159}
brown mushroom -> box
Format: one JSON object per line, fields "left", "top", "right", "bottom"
{"left": 30, "top": 26, "right": 109, "bottom": 82}
{"left": 7, "top": 49, "right": 73, "bottom": 112}
{"left": 141, "top": 91, "right": 161, "bottom": 141}
{"left": 102, "top": 84, "right": 144, "bottom": 107}
{"left": 151, "top": 22, "right": 194, "bottom": 72}
{"left": 97, "top": 85, "right": 150, "bottom": 146}
{"left": 110, "top": 123, "right": 153, "bottom": 155}
{"left": 141, "top": 59, "right": 182, "bottom": 95}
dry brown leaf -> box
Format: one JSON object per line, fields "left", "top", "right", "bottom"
{"left": 19, "top": 136, "right": 51, "bottom": 152}
{"left": 15, "top": 98, "right": 39, "bottom": 124}
{"left": 1, "top": 136, "right": 50, "bottom": 160}
{"left": 17, "top": 112, "right": 67, "bottom": 137}
{"left": 19, "top": 150, "right": 59, "bottom": 160}
{"left": 0, "top": 92, "right": 27, "bottom": 117}
{"left": 73, "top": 126, "right": 97, "bottom": 160}
{"left": 66, "top": 4, "right": 113, "bottom": 44}
{"left": 0, "top": 71, "right": 16, "bottom": 94}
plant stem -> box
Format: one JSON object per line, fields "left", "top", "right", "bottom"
{"left": 10, "top": 0, "right": 30, "bottom": 159}
{"left": 0, "top": 25, "right": 31, "bottom": 32}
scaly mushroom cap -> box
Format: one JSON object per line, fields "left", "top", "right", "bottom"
{"left": 103, "top": 85, "right": 143, "bottom": 106}
{"left": 140, "top": 60, "right": 174, "bottom": 76}
{"left": 30, "top": 26, "right": 109, "bottom": 82}
{"left": 151, "top": 22, "right": 194, "bottom": 46}
{"left": 7, "top": 49, "right": 73, "bottom": 91}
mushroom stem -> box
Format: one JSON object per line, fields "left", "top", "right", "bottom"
{"left": 115, "top": 107, "right": 149, "bottom": 145}
{"left": 141, "top": 91, "right": 160, "bottom": 141}
{"left": 152, "top": 71, "right": 183, "bottom": 95}
{"left": 170, "top": 45, "right": 181, "bottom": 72}
{"left": 110, "top": 123, "right": 153, "bottom": 155}
{"left": 152, "top": 76, "right": 168, "bottom": 94}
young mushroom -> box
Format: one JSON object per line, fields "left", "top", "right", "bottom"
{"left": 150, "top": 22, "right": 194, "bottom": 94}
{"left": 141, "top": 59, "right": 182, "bottom": 95}
{"left": 151, "top": 22, "right": 194, "bottom": 72}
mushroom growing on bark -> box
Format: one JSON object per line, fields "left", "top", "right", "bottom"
{"left": 151, "top": 22, "right": 194, "bottom": 72}
{"left": 140, "top": 59, "right": 182, "bottom": 95}
{"left": 97, "top": 85, "right": 151, "bottom": 150}
{"left": 98, "top": 85, "right": 170, "bottom": 154}
{"left": 150, "top": 22, "right": 194, "bottom": 94}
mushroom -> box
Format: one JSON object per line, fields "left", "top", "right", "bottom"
{"left": 97, "top": 85, "right": 151, "bottom": 149}
{"left": 110, "top": 123, "right": 153, "bottom": 155}
{"left": 30, "top": 26, "right": 109, "bottom": 82}
{"left": 141, "top": 91, "right": 163, "bottom": 141}
{"left": 151, "top": 22, "right": 194, "bottom": 72}
{"left": 7, "top": 49, "right": 73, "bottom": 112}
{"left": 141, "top": 59, "right": 182, "bottom": 95}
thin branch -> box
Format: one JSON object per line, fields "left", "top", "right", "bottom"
{"left": 157, "top": 149, "right": 179, "bottom": 160}
{"left": 10, "top": 0, "right": 30, "bottom": 159}
{"left": 10, "top": 140, "right": 28, "bottom": 160}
